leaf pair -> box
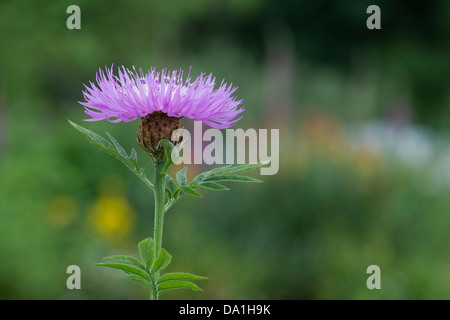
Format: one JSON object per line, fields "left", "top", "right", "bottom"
{"left": 94, "top": 238, "right": 207, "bottom": 298}
{"left": 163, "top": 162, "right": 267, "bottom": 212}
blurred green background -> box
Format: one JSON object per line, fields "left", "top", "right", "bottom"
{"left": 1, "top": 0, "right": 450, "bottom": 299}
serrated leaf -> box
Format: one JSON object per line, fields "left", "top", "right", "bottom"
{"left": 157, "top": 281, "right": 203, "bottom": 294}
{"left": 103, "top": 255, "right": 146, "bottom": 270}
{"left": 176, "top": 166, "right": 188, "bottom": 187}
{"left": 180, "top": 186, "right": 203, "bottom": 197}
{"left": 205, "top": 175, "right": 263, "bottom": 183}
{"left": 106, "top": 131, "right": 128, "bottom": 159}
{"left": 193, "top": 182, "right": 229, "bottom": 191}
{"left": 157, "top": 272, "right": 208, "bottom": 284}
{"left": 93, "top": 263, "right": 151, "bottom": 280}
{"left": 150, "top": 248, "right": 172, "bottom": 274}
{"left": 138, "top": 238, "right": 155, "bottom": 270}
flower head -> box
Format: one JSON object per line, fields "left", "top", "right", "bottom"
{"left": 79, "top": 66, "right": 244, "bottom": 129}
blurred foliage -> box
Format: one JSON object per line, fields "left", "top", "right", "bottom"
{"left": 0, "top": 0, "right": 449, "bottom": 299}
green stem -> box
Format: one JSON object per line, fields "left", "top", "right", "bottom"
{"left": 150, "top": 283, "right": 158, "bottom": 300}
{"left": 152, "top": 159, "right": 166, "bottom": 300}
{"left": 154, "top": 160, "right": 166, "bottom": 257}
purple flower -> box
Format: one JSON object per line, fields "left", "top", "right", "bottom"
{"left": 79, "top": 66, "right": 244, "bottom": 129}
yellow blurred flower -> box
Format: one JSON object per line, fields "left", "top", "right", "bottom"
{"left": 88, "top": 175, "right": 135, "bottom": 245}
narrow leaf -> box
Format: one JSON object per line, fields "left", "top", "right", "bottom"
{"left": 151, "top": 249, "right": 172, "bottom": 274}
{"left": 172, "top": 189, "right": 182, "bottom": 199}
{"left": 106, "top": 131, "right": 128, "bottom": 159}
{"left": 165, "top": 175, "right": 177, "bottom": 198}
{"left": 157, "top": 272, "right": 208, "bottom": 284}
{"left": 171, "top": 146, "right": 180, "bottom": 164}
{"left": 138, "top": 238, "right": 155, "bottom": 269}
{"left": 207, "top": 162, "right": 268, "bottom": 177}
{"left": 127, "top": 274, "right": 153, "bottom": 290}
{"left": 205, "top": 175, "right": 263, "bottom": 183}
{"left": 68, "top": 120, "right": 115, "bottom": 151}
{"left": 176, "top": 166, "right": 188, "bottom": 187}
{"left": 202, "top": 165, "right": 232, "bottom": 177}
{"left": 158, "top": 139, "right": 174, "bottom": 159}
{"left": 158, "top": 281, "right": 203, "bottom": 294}
{"left": 180, "top": 186, "right": 203, "bottom": 197}
{"left": 69, "top": 120, "right": 154, "bottom": 189}
{"left": 130, "top": 148, "right": 138, "bottom": 163}
{"left": 102, "top": 255, "right": 146, "bottom": 270}
{"left": 189, "top": 171, "right": 209, "bottom": 187}
{"left": 194, "top": 182, "right": 229, "bottom": 191}
{"left": 93, "top": 263, "right": 151, "bottom": 280}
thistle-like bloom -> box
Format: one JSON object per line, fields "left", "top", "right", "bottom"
{"left": 79, "top": 66, "right": 244, "bottom": 129}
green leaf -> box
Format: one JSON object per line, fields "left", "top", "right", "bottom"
{"left": 165, "top": 175, "right": 177, "bottom": 198}
{"left": 158, "top": 139, "right": 180, "bottom": 164}
{"left": 158, "top": 139, "right": 175, "bottom": 174}
{"left": 202, "top": 165, "right": 233, "bottom": 177}
{"left": 180, "top": 186, "right": 203, "bottom": 197}
{"left": 173, "top": 189, "right": 182, "bottom": 198}
{"left": 189, "top": 162, "right": 266, "bottom": 187}
{"left": 205, "top": 175, "right": 263, "bottom": 183}
{"left": 102, "top": 255, "right": 146, "bottom": 270}
{"left": 189, "top": 171, "right": 209, "bottom": 187}
{"left": 68, "top": 120, "right": 115, "bottom": 152}
{"left": 206, "top": 162, "right": 267, "bottom": 177}
{"left": 127, "top": 274, "right": 153, "bottom": 290}
{"left": 176, "top": 166, "right": 188, "bottom": 187}
{"left": 150, "top": 248, "right": 172, "bottom": 274}
{"left": 157, "top": 272, "right": 208, "bottom": 284}
{"left": 157, "top": 281, "right": 203, "bottom": 294}
{"left": 93, "top": 263, "right": 151, "bottom": 280}
{"left": 130, "top": 148, "right": 138, "bottom": 163}
{"left": 158, "top": 139, "right": 174, "bottom": 158}
{"left": 192, "top": 182, "right": 229, "bottom": 191}
{"left": 138, "top": 238, "right": 155, "bottom": 270}
{"left": 105, "top": 131, "right": 128, "bottom": 159}
{"left": 165, "top": 163, "right": 266, "bottom": 213}
{"left": 171, "top": 146, "right": 180, "bottom": 164}
{"left": 68, "top": 120, "right": 154, "bottom": 189}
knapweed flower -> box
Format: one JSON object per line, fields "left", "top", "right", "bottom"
{"left": 79, "top": 66, "right": 244, "bottom": 156}
{"left": 71, "top": 66, "right": 263, "bottom": 300}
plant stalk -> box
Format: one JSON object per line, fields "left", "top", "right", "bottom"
{"left": 151, "top": 159, "right": 166, "bottom": 300}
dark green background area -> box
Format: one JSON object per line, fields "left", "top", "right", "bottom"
{"left": 0, "top": 0, "right": 449, "bottom": 299}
